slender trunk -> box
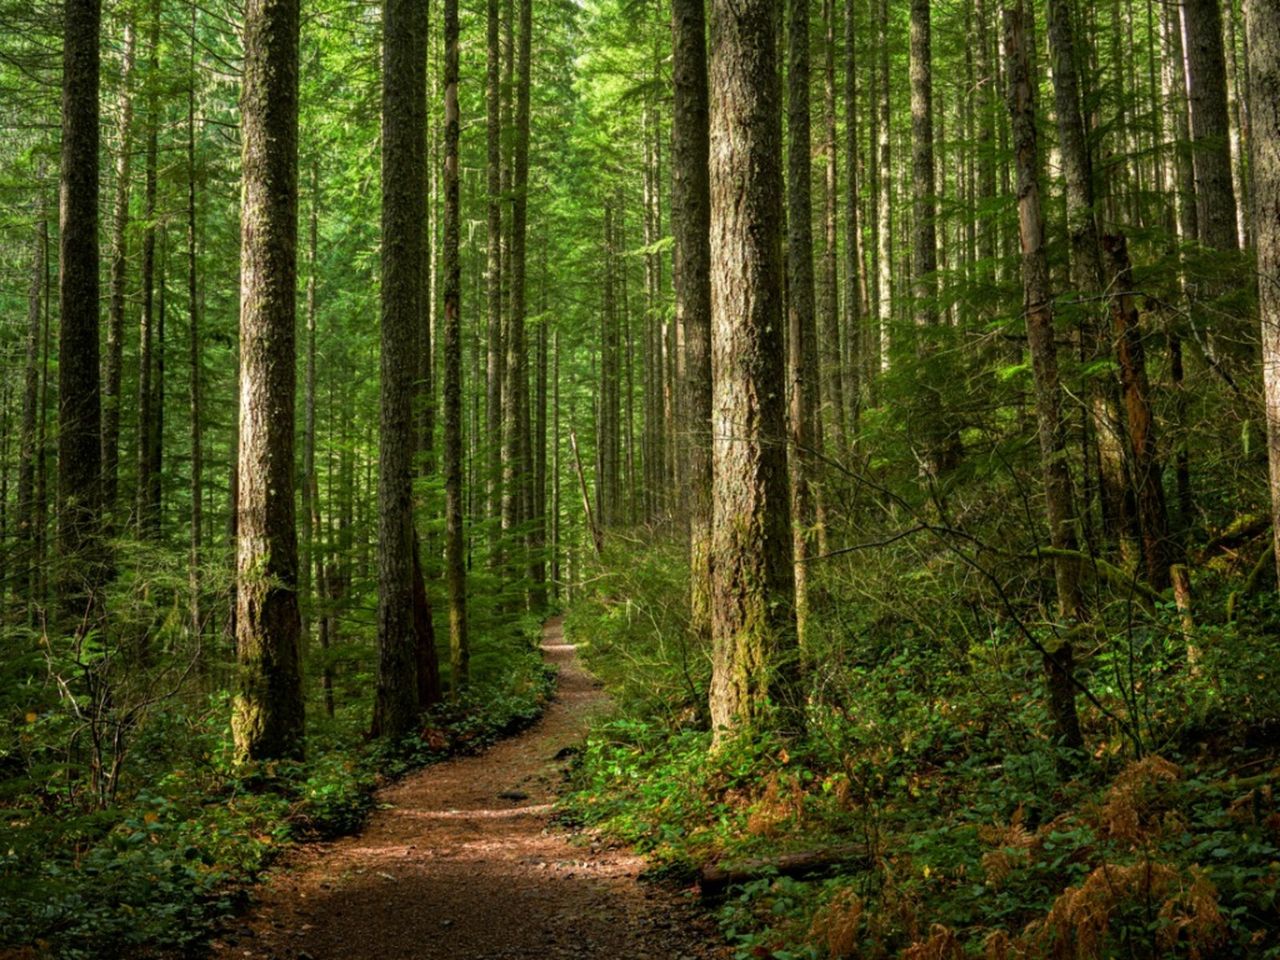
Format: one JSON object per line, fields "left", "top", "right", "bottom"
{"left": 136, "top": 10, "right": 160, "bottom": 538}
{"left": 673, "top": 0, "right": 713, "bottom": 644}
{"left": 303, "top": 162, "right": 318, "bottom": 653}
{"left": 443, "top": 0, "right": 468, "bottom": 690}
{"left": 485, "top": 0, "right": 503, "bottom": 559}
{"left": 1004, "top": 0, "right": 1085, "bottom": 754}
{"left": 1045, "top": 0, "right": 1137, "bottom": 558}
{"left": 102, "top": 18, "right": 136, "bottom": 520}
{"left": 187, "top": 4, "right": 203, "bottom": 641}
{"left": 232, "top": 0, "right": 306, "bottom": 762}
{"left": 17, "top": 187, "right": 47, "bottom": 609}
{"left": 843, "top": 0, "right": 865, "bottom": 433}
{"left": 875, "top": 0, "right": 892, "bottom": 382}
{"left": 821, "top": 0, "right": 845, "bottom": 454}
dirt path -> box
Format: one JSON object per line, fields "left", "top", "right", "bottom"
{"left": 213, "top": 617, "right": 730, "bottom": 960}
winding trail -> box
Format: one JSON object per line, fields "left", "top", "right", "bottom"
{"left": 213, "top": 617, "right": 730, "bottom": 960}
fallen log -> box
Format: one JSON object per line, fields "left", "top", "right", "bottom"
{"left": 698, "top": 843, "right": 869, "bottom": 897}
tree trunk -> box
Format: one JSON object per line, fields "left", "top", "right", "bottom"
{"left": 1004, "top": 0, "right": 1085, "bottom": 754}
{"left": 1184, "top": 0, "right": 1241, "bottom": 250}
{"left": 187, "top": 3, "right": 203, "bottom": 641}
{"left": 1103, "top": 235, "right": 1174, "bottom": 589}
{"left": 58, "top": 0, "right": 105, "bottom": 624}
{"left": 787, "top": 0, "right": 822, "bottom": 645}
{"left": 843, "top": 0, "right": 866, "bottom": 433}
{"left": 821, "top": 0, "right": 845, "bottom": 455}
{"left": 136, "top": 9, "right": 160, "bottom": 539}
{"left": 302, "top": 162, "right": 319, "bottom": 655}
{"left": 232, "top": 0, "right": 306, "bottom": 763}
{"left": 1247, "top": 0, "right": 1280, "bottom": 587}
{"left": 443, "top": 0, "right": 468, "bottom": 691}
{"left": 374, "top": 0, "right": 429, "bottom": 741}
{"left": 1044, "top": 0, "right": 1137, "bottom": 559}
{"left": 874, "top": 0, "right": 892, "bottom": 383}
{"left": 486, "top": 0, "right": 504, "bottom": 561}
{"left": 102, "top": 17, "right": 136, "bottom": 522}
{"left": 672, "top": 0, "right": 713, "bottom": 645}
{"left": 17, "top": 187, "right": 47, "bottom": 610}
{"left": 708, "top": 0, "right": 801, "bottom": 737}
{"left": 501, "top": 0, "right": 532, "bottom": 576}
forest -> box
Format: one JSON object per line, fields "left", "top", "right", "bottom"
{"left": 1, "top": 0, "right": 1279, "bottom": 955}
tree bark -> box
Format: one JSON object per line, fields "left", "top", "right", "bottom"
{"left": 443, "top": 0, "right": 468, "bottom": 690}
{"left": 486, "top": 0, "right": 504, "bottom": 560}
{"left": 136, "top": 8, "right": 161, "bottom": 539}
{"left": 843, "top": 0, "right": 866, "bottom": 433}
{"left": 673, "top": 0, "right": 713, "bottom": 645}
{"left": 232, "top": 0, "right": 306, "bottom": 763}
{"left": 1004, "top": 0, "right": 1085, "bottom": 754}
{"left": 187, "top": 2, "right": 203, "bottom": 641}
{"left": 102, "top": 18, "right": 136, "bottom": 522}
{"left": 1184, "top": 0, "right": 1241, "bottom": 250}
{"left": 821, "top": 0, "right": 845, "bottom": 455}
{"left": 16, "top": 186, "right": 47, "bottom": 609}
{"left": 1044, "top": 0, "right": 1137, "bottom": 559}
{"left": 1247, "top": 0, "right": 1280, "bottom": 587}
{"left": 788, "top": 0, "right": 823, "bottom": 644}
{"left": 708, "top": 0, "right": 801, "bottom": 737}
{"left": 374, "top": 0, "right": 430, "bottom": 740}
{"left": 58, "top": 0, "right": 105, "bottom": 623}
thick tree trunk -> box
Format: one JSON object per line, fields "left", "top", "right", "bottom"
{"left": 443, "top": 0, "right": 468, "bottom": 691}
{"left": 102, "top": 18, "right": 136, "bottom": 521}
{"left": 374, "top": 0, "right": 430, "bottom": 740}
{"left": 58, "top": 0, "right": 105, "bottom": 623}
{"left": 708, "top": 0, "right": 801, "bottom": 736}
{"left": 1004, "top": 0, "right": 1085, "bottom": 754}
{"left": 672, "top": 0, "right": 713, "bottom": 645}
{"left": 232, "top": 0, "right": 306, "bottom": 763}
{"left": 1184, "top": 0, "right": 1241, "bottom": 250}
{"left": 1247, "top": 0, "right": 1280, "bottom": 586}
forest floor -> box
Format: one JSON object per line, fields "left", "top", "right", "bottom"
{"left": 209, "top": 617, "right": 730, "bottom": 960}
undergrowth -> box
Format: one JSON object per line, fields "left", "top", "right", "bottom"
{"left": 0, "top": 590, "right": 554, "bottom": 960}
{"left": 560, "top": 528, "right": 1280, "bottom": 960}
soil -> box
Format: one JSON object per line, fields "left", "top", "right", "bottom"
{"left": 211, "top": 617, "right": 731, "bottom": 960}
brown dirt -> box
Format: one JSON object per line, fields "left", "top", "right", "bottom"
{"left": 212, "top": 617, "right": 731, "bottom": 960}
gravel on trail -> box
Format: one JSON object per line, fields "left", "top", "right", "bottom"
{"left": 211, "top": 617, "right": 732, "bottom": 960}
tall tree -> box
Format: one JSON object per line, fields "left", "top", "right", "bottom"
{"left": 102, "top": 18, "right": 136, "bottom": 521}
{"left": 1044, "top": 0, "right": 1135, "bottom": 558}
{"left": 485, "top": 0, "right": 504, "bottom": 557}
{"left": 58, "top": 0, "right": 105, "bottom": 620}
{"left": 788, "top": 0, "right": 822, "bottom": 642}
{"left": 136, "top": 8, "right": 161, "bottom": 539}
{"left": 187, "top": 1, "right": 203, "bottom": 638}
{"left": 1249, "top": 0, "right": 1280, "bottom": 586}
{"left": 1004, "top": 0, "right": 1084, "bottom": 753}
{"left": 374, "top": 0, "right": 430, "bottom": 739}
{"left": 1184, "top": 0, "right": 1241, "bottom": 250}
{"left": 707, "top": 0, "right": 800, "bottom": 736}
{"left": 16, "top": 185, "right": 47, "bottom": 608}
{"left": 501, "top": 0, "right": 531, "bottom": 565}
{"left": 672, "top": 0, "right": 713, "bottom": 643}
{"left": 820, "top": 0, "right": 845, "bottom": 454}
{"left": 232, "top": 0, "right": 306, "bottom": 763}
{"left": 443, "top": 0, "right": 468, "bottom": 689}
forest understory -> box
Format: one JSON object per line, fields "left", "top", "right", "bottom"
{"left": 2, "top": 0, "right": 1280, "bottom": 956}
